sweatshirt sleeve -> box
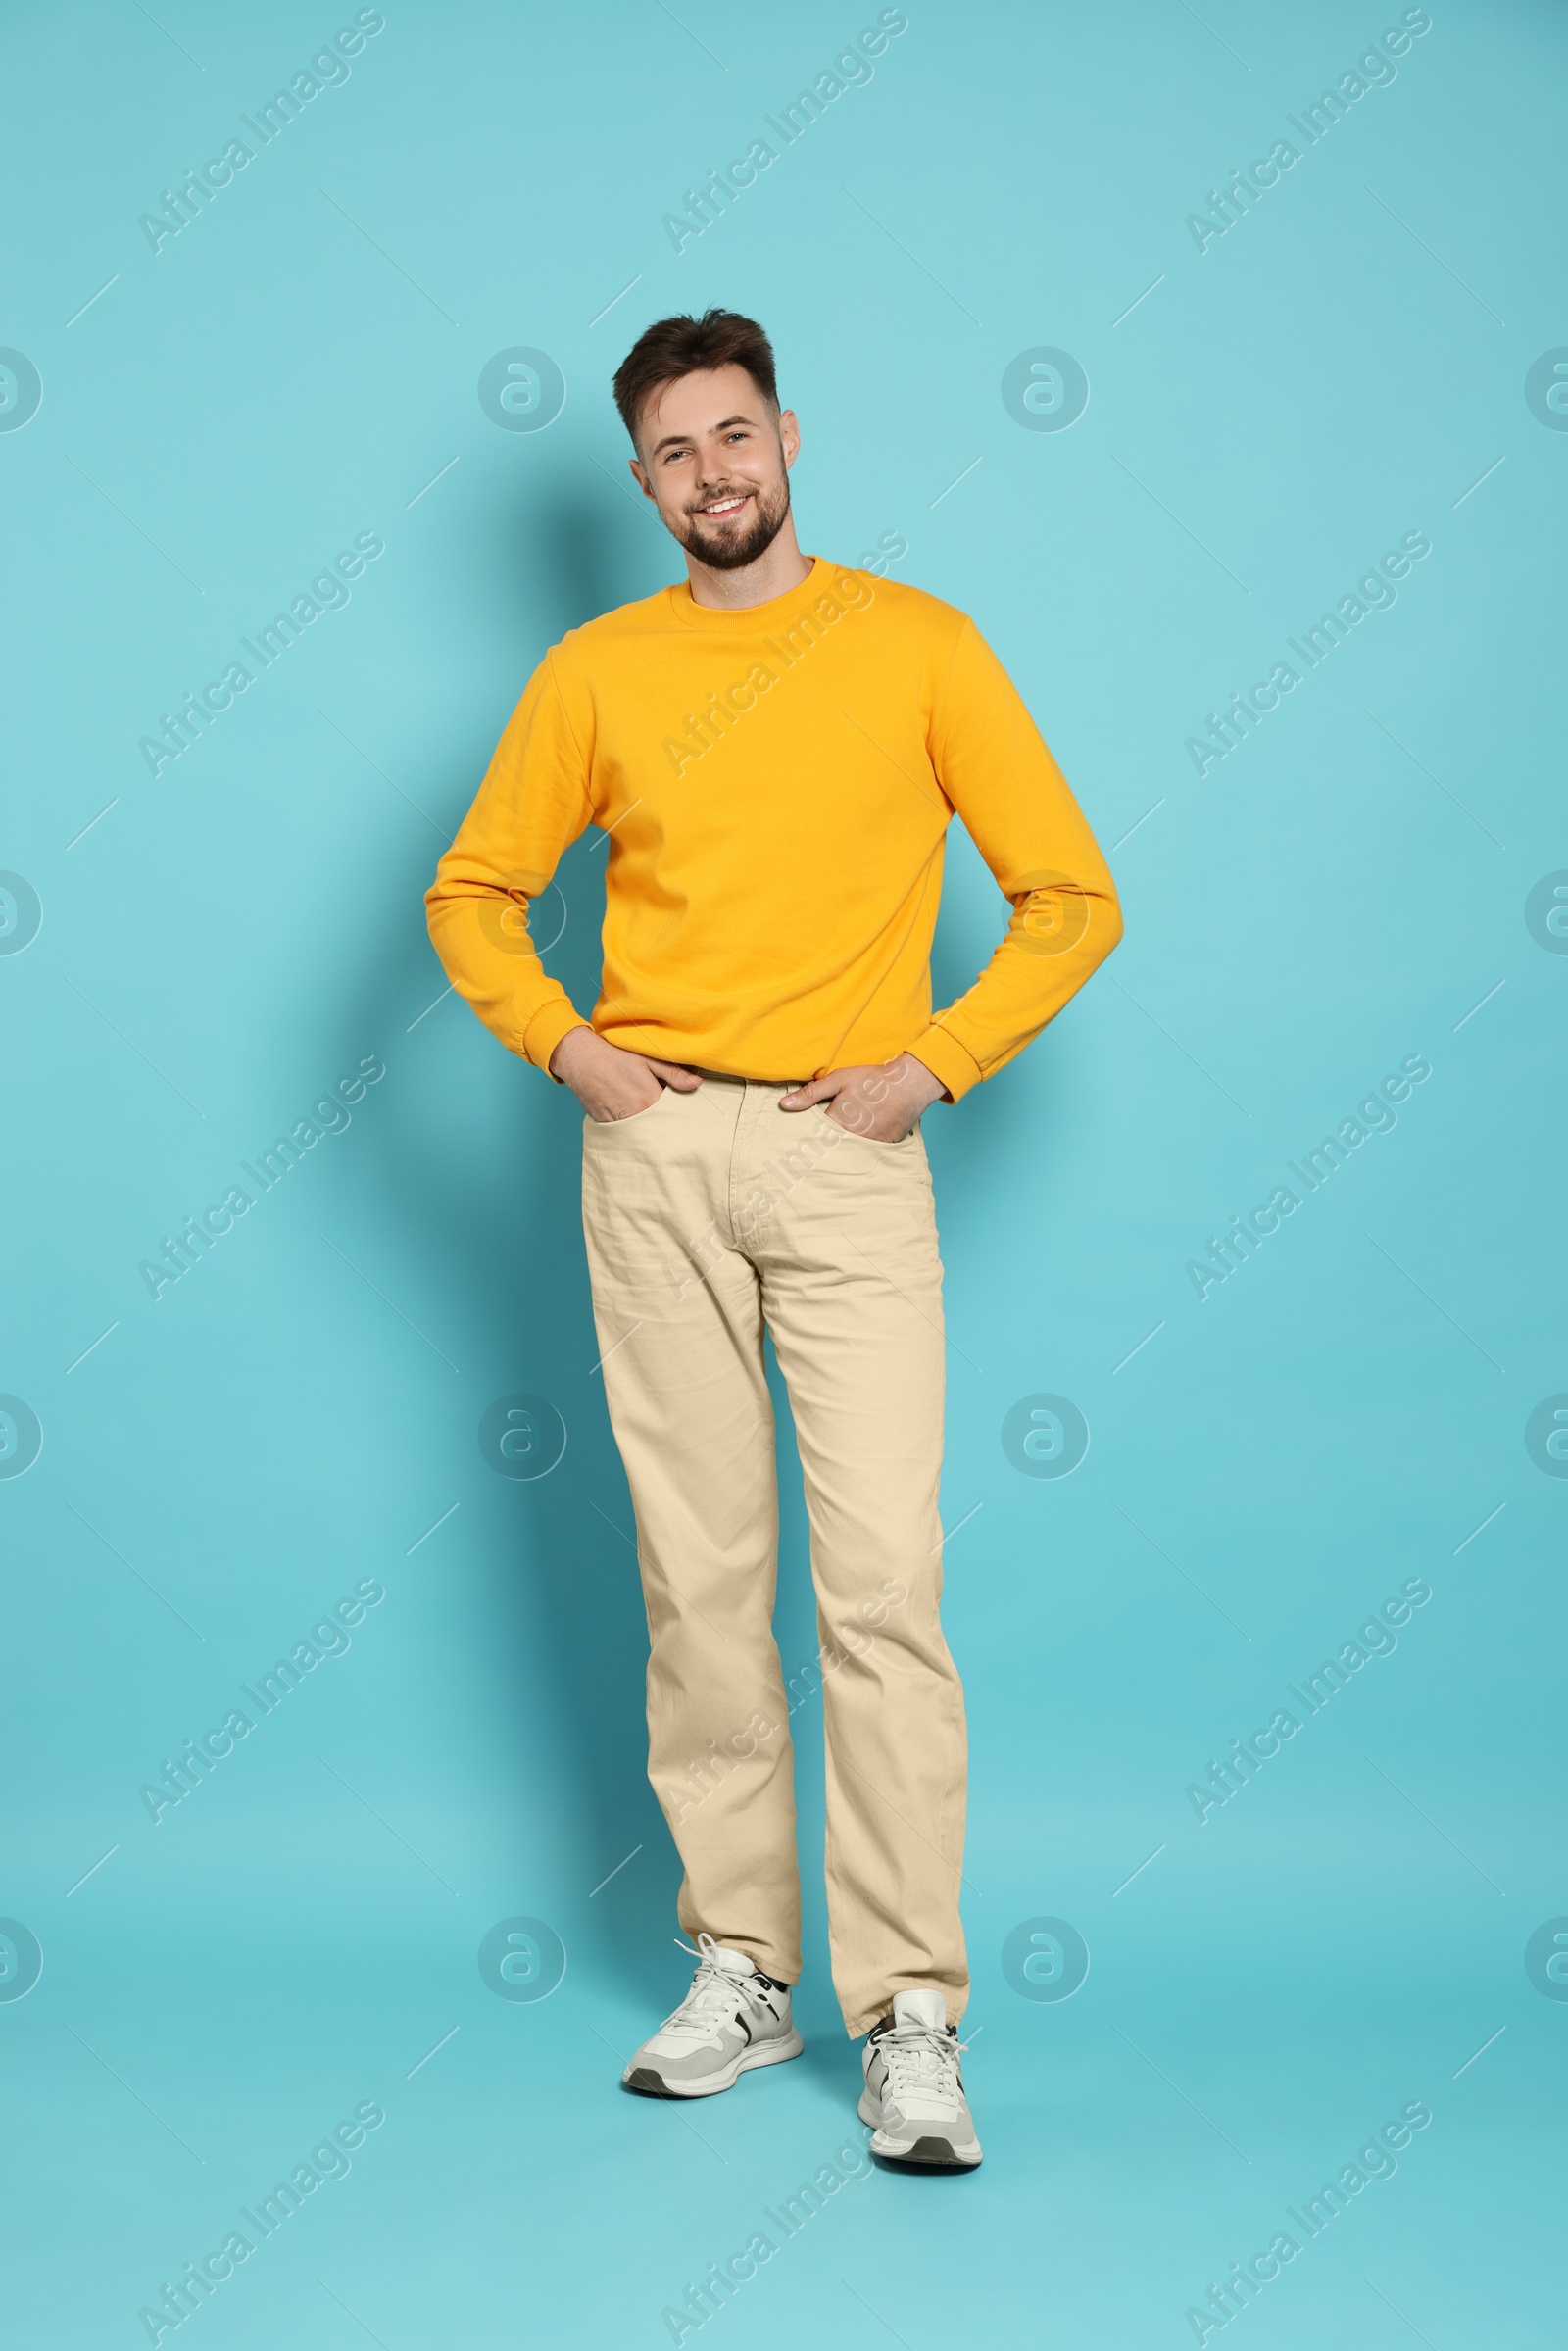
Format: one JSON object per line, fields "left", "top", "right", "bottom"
{"left": 423, "top": 650, "right": 595, "bottom": 1076}
{"left": 906, "top": 617, "right": 1123, "bottom": 1101}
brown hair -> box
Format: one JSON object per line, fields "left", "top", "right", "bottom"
{"left": 612, "top": 309, "right": 779, "bottom": 447}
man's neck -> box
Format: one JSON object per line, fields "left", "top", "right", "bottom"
{"left": 684, "top": 523, "right": 812, "bottom": 612}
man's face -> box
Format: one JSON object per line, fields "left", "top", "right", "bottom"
{"left": 629, "top": 365, "right": 800, "bottom": 571}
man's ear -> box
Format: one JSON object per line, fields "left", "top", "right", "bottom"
{"left": 628, "top": 456, "right": 654, "bottom": 499}
{"left": 779, "top": 408, "right": 801, "bottom": 468}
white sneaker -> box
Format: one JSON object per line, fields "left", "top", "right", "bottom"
{"left": 858, "top": 1989, "right": 982, "bottom": 2168}
{"left": 621, "top": 1934, "right": 804, "bottom": 2098}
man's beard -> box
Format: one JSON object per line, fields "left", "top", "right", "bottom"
{"left": 674, "top": 476, "right": 791, "bottom": 571}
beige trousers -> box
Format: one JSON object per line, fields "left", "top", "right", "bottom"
{"left": 579, "top": 1074, "right": 968, "bottom": 2036}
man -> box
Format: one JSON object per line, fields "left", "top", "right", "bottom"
{"left": 426, "top": 309, "right": 1121, "bottom": 2171}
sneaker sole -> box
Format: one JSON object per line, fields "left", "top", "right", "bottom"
{"left": 622, "top": 2029, "right": 804, "bottom": 2099}
{"left": 869, "top": 2131, "right": 982, "bottom": 2169}
{"left": 858, "top": 2093, "right": 982, "bottom": 2169}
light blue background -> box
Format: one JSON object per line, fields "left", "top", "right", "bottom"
{"left": 4, "top": 2, "right": 1564, "bottom": 2343}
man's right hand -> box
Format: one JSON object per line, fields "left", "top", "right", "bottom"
{"left": 549, "top": 1026, "right": 704, "bottom": 1123}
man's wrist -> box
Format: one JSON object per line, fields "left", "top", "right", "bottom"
{"left": 902, "top": 1053, "right": 952, "bottom": 1107}
{"left": 548, "top": 1023, "right": 596, "bottom": 1082}
{"left": 527, "top": 1002, "right": 592, "bottom": 1082}
{"left": 905, "top": 1027, "right": 980, "bottom": 1103}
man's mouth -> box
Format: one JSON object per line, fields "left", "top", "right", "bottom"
{"left": 696, "top": 493, "right": 750, "bottom": 518}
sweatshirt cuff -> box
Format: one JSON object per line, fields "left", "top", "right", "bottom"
{"left": 522, "top": 999, "right": 591, "bottom": 1080}
{"left": 906, "top": 1025, "right": 984, "bottom": 1103}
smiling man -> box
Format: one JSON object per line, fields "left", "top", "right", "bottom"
{"left": 425, "top": 309, "right": 1121, "bottom": 2170}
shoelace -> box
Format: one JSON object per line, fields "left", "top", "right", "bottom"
{"left": 875, "top": 2018, "right": 969, "bottom": 2103}
{"left": 660, "top": 1933, "right": 776, "bottom": 2040}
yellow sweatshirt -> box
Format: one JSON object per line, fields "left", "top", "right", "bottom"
{"left": 424, "top": 557, "right": 1121, "bottom": 1101}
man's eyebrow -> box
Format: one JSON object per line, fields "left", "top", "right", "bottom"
{"left": 650, "top": 414, "right": 756, "bottom": 456}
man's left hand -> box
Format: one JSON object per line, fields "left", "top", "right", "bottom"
{"left": 779, "top": 1053, "right": 948, "bottom": 1142}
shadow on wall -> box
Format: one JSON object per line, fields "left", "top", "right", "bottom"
{"left": 332, "top": 483, "right": 680, "bottom": 2001}
{"left": 479, "top": 466, "right": 668, "bottom": 645}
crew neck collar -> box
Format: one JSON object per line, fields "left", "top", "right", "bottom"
{"left": 668, "top": 556, "right": 824, "bottom": 630}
